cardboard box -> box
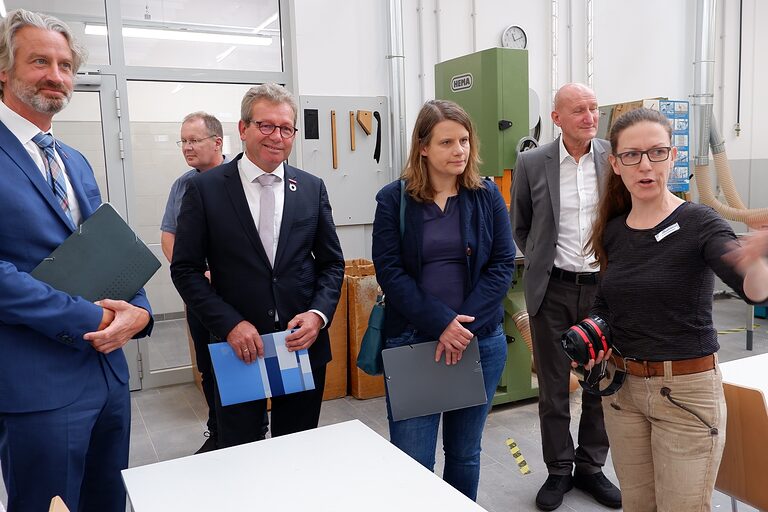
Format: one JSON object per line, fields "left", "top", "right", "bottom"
{"left": 323, "top": 276, "right": 348, "bottom": 400}
{"left": 345, "top": 259, "right": 386, "bottom": 399}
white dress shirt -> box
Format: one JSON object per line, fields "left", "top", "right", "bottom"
{"left": 554, "top": 137, "right": 599, "bottom": 272}
{"left": 0, "top": 100, "right": 83, "bottom": 226}
{"left": 238, "top": 155, "right": 285, "bottom": 263}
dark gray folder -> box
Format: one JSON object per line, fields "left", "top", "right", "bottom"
{"left": 382, "top": 337, "right": 487, "bottom": 421}
{"left": 31, "top": 203, "right": 161, "bottom": 302}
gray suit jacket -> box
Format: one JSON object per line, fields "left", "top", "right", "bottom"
{"left": 510, "top": 136, "right": 610, "bottom": 316}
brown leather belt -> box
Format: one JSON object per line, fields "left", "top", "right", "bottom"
{"left": 610, "top": 353, "right": 716, "bottom": 378}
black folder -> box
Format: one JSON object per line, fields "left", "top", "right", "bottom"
{"left": 31, "top": 203, "right": 161, "bottom": 302}
{"left": 382, "top": 337, "right": 487, "bottom": 421}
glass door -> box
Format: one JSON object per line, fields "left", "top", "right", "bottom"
{"left": 126, "top": 80, "right": 252, "bottom": 390}
{"left": 56, "top": 74, "right": 145, "bottom": 390}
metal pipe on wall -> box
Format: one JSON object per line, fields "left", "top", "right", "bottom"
{"left": 471, "top": 0, "right": 478, "bottom": 52}
{"left": 734, "top": 0, "right": 744, "bottom": 136}
{"left": 416, "top": 0, "right": 427, "bottom": 105}
{"left": 435, "top": 0, "right": 442, "bottom": 64}
{"left": 692, "top": 0, "right": 768, "bottom": 226}
{"left": 717, "top": 0, "right": 726, "bottom": 128}
{"left": 567, "top": 0, "right": 573, "bottom": 82}
{"left": 693, "top": 0, "right": 716, "bottom": 166}
{"left": 551, "top": 0, "right": 559, "bottom": 140}
{"left": 586, "top": 0, "right": 594, "bottom": 88}
{"left": 387, "top": 0, "right": 407, "bottom": 173}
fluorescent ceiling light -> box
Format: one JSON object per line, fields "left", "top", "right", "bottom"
{"left": 85, "top": 24, "right": 272, "bottom": 46}
{"left": 252, "top": 13, "right": 279, "bottom": 34}
{"left": 0, "top": 0, "right": 6, "bottom": 18}
{"left": 216, "top": 46, "right": 237, "bottom": 62}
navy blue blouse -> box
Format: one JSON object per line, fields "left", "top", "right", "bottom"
{"left": 420, "top": 195, "right": 466, "bottom": 313}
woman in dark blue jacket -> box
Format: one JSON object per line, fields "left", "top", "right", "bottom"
{"left": 372, "top": 100, "right": 515, "bottom": 500}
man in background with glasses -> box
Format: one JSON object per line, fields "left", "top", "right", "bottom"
{"left": 161, "top": 111, "right": 227, "bottom": 454}
{"left": 511, "top": 83, "right": 621, "bottom": 511}
{"left": 171, "top": 84, "right": 344, "bottom": 446}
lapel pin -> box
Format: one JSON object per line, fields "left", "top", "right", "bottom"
{"left": 288, "top": 178, "right": 297, "bottom": 192}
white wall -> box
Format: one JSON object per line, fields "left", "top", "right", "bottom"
{"left": 289, "top": 0, "right": 695, "bottom": 260}
{"left": 292, "top": 0, "right": 700, "bottom": 151}
{"left": 290, "top": 0, "right": 766, "bottom": 256}
{"left": 292, "top": 0, "right": 391, "bottom": 97}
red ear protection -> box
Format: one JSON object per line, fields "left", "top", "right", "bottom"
{"left": 571, "top": 325, "right": 596, "bottom": 361}
{"left": 582, "top": 317, "right": 609, "bottom": 352}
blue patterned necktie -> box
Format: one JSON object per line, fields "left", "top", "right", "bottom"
{"left": 31, "top": 132, "right": 73, "bottom": 224}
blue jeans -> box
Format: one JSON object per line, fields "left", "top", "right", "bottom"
{"left": 384, "top": 323, "right": 508, "bottom": 501}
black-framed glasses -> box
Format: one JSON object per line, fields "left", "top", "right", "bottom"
{"left": 615, "top": 147, "right": 672, "bottom": 166}
{"left": 249, "top": 121, "right": 297, "bottom": 138}
{"left": 176, "top": 135, "right": 216, "bottom": 148}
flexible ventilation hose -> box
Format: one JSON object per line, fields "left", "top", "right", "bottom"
{"left": 711, "top": 122, "right": 746, "bottom": 210}
{"left": 511, "top": 310, "right": 534, "bottom": 361}
{"left": 694, "top": 119, "right": 768, "bottom": 228}
{"left": 511, "top": 309, "right": 580, "bottom": 392}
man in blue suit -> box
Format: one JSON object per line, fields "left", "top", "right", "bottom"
{"left": 171, "top": 83, "right": 344, "bottom": 447}
{"left": 0, "top": 10, "right": 153, "bottom": 512}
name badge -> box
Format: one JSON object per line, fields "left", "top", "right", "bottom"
{"left": 655, "top": 222, "right": 680, "bottom": 242}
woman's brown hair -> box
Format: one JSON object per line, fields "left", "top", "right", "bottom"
{"left": 401, "top": 100, "right": 482, "bottom": 202}
{"left": 587, "top": 107, "right": 672, "bottom": 268}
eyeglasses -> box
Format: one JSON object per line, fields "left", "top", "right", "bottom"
{"left": 615, "top": 147, "right": 672, "bottom": 166}
{"left": 176, "top": 135, "right": 216, "bottom": 148}
{"left": 249, "top": 121, "right": 297, "bottom": 138}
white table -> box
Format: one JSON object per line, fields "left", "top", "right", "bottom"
{"left": 122, "top": 420, "right": 487, "bottom": 511}
{"left": 719, "top": 353, "right": 768, "bottom": 399}
{"left": 716, "top": 354, "right": 768, "bottom": 511}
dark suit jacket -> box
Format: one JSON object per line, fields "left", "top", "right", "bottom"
{"left": 510, "top": 137, "right": 610, "bottom": 316}
{"left": 170, "top": 154, "right": 345, "bottom": 367}
{"left": 372, "top": 179, "right": 516, "bottom": 340}
{"left": 0, "top": 120, "right": 152, "bottom": 413}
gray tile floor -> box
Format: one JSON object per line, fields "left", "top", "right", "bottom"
{"left": 145, "top": 318, "right": 192, "bottom": 371}
{"left": 1, "top": 297, "right": 765, "bottom": 511}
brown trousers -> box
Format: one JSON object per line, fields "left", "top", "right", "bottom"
{"left": 603, "top": 363, "right": 726, "bottom": 511}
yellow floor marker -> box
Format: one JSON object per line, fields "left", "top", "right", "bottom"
{"left": 506, "top": 438, "right": 531, "bottom": 475}
{"left": 718, "top": 323, "right": 761, "bottom": 335}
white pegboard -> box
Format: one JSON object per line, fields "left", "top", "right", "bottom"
{"left": 298, "top": 96, "right": 393, "bottom": 226}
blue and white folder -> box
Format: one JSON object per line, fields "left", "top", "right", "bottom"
{"left": 208, "top": 330, "right": 315, "bottom": 406}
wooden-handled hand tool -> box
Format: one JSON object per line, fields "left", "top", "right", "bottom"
{"left": 356, "top": 110, "right": 372, "bottom": 135}
{"left": 349, "top": 111, "right": 356, "bottom": 151}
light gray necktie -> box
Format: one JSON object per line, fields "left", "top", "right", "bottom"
{"left": 256, "top": 173, "right": 280, "bottom": 265}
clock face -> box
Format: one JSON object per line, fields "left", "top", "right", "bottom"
{"left": 502, "top": 25, "right": 527, "bottom": 49}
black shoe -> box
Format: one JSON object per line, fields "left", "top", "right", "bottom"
{"left": 573, "top": 470, "right": 622, "bottom": 509}
{"left": 194, "top": 432, "right": 218, "bottom": 454}
{"left": 536, "top": 474, "right": 574, "bottom": 511}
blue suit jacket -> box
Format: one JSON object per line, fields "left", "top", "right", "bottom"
{"left": 0, "top": 120, "right": 152, "bottom": 413}
{"left": 171, "top": 154, "right": 345, "bottom": 367}
{"left": 372, "top": 179, "right": 516, "bottom": 340}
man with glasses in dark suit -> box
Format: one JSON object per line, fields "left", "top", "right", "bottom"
{"left": 171, "top": 83, "right": 344, "bottom": 446}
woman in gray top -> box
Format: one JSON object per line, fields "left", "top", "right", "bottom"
{"left": 584, "top": 107, "right": 768, "bottom": 511}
